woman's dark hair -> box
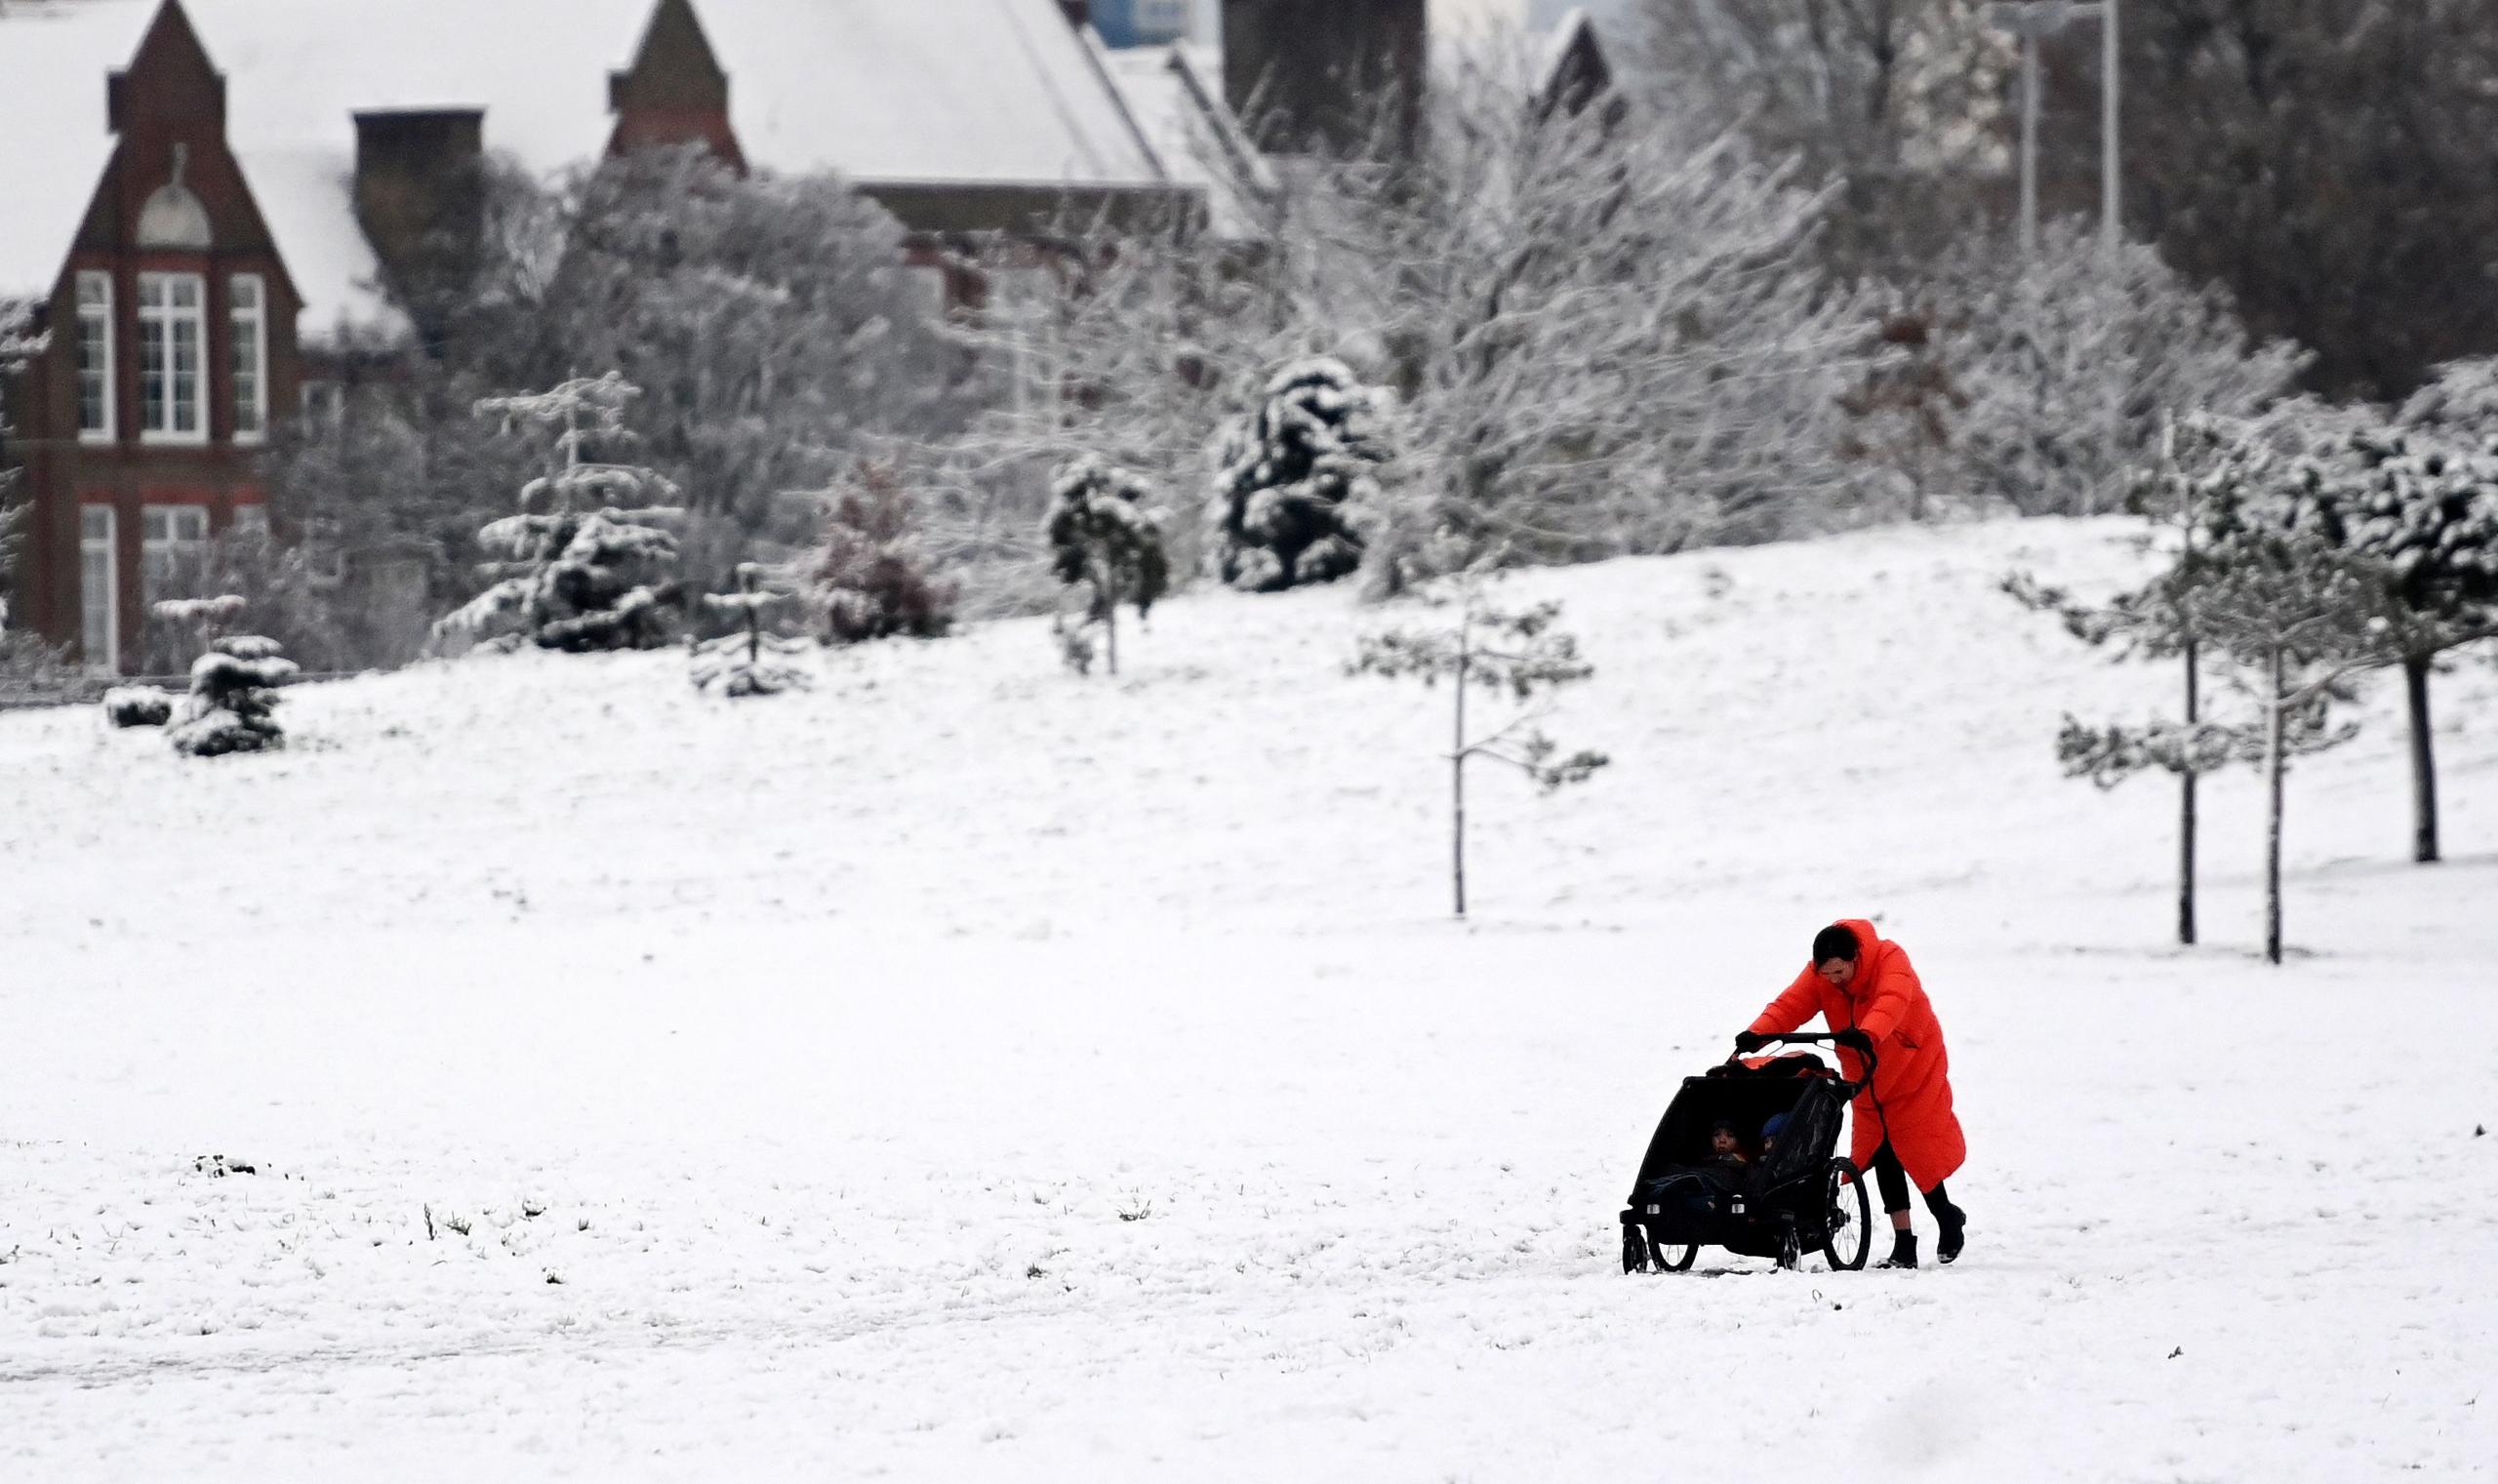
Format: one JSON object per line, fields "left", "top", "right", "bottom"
{"left": 1811, "top": 923, "right": 1862, "bottom": 966}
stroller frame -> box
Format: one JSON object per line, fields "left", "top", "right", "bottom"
{"left": 1619, "top": 1032, "right": 1876, "bottom": 1274}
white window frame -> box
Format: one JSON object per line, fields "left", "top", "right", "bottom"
{"left": 141, "top": 503, "right": 211, "bottom": 610}
{"left": 80, "top": 504, "right": 119, "bottom": 674}
{"left": 75, "top": 271, "right": 114, "bottom": 445}
{"left": 137, "top": 270, "right": 208, "bottom": 446}
{"left": 229, "top": 273, "right": 266, "bottom": 445}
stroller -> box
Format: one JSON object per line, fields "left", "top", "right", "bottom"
{"left": 1619, "top": 1032, "right": 1874, "bottom": 1273}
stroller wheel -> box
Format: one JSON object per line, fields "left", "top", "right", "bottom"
{"left": 1776, "top": 1217, "right": 1802, "bottom": 1271}
{"left": 1821, "top": 1157, "right": 1872, "bottom": 1271}
{"left": 1656, "top": 1238, "right": 1697, "bottom": 1272}
{"left": 1622, "top": 1226, "right": 1650, "bottom": 1274}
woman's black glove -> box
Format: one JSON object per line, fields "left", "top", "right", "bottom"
{"left": 1732, "top": 1031, "right": 1770, "bottom": 1055}
{"left": 1834, "top": 1028, "right": 1875, "bottom": 1056}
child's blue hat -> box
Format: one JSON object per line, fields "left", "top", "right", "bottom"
{"left": 1760, "top": 1114, "right": 1791, "bottom": 1141}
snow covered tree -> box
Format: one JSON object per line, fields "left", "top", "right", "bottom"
{"left": 166, "top": 632, "right": 298, "bottom": 757}
{"left": 2273, "top": 417, "right": 2498, "bottom": 862}
{"left": 690, "top": 563, "right": 812, "bottom": 698}
{"left": 804, "top": 464, "right": 956, "bottom": 644}
{"left": 1208, "top": 357, "right": 1392, "bottom": 591}
{"left": 1304, "top": 61, "right": 1868, "bottom": 576}
{"left": 1044, "top": 455, "right": 1169, "bottom": 677}
{"left": 433, "top": 374, "right": 686, "bottom": 655}
{"left": 0, "top": 296, "right": 44, "bottom": 631}
{"left": 1630, "top": 0, "right": 2010, "bottom": 274}
{"left": 2008, "top": 417, "right": 2248, "bottom": 943}
{"left": 1910, "top": 223, "right": 2308, "bottom": 518}
{"left": 2183, "top": 523, "right": 2411, "bottom": 964}
{"left": 2018, "top": 419, "right": 2412, "bottom": 961}
{"left": 1350, "top": 551, "right": 1609, "bottom": 918}
{"left": 538, "top": 146, "right": 963, "bottom": 552}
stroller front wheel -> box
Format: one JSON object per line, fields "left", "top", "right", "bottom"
{"left": 1822, "top": 1157, "right": 1872, "bottom": 1271}
{"left": 1656, "top": 1237, "right": 1697, "bottom": 1272}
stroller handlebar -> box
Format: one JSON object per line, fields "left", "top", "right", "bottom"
{"left": 1735, "top": 1031, "right": 1877, "bottom": 1094}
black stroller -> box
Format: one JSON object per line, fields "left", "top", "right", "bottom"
{"left": 1619, "top": 1033, "right": 1874, "bottom": 1273}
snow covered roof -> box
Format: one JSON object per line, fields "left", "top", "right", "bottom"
{"left": 0, "top": 0, "right": 643, "bottom": 339}
{"left": 0, "top": 2, "right": 152, "bottom": 304}
{"left": 1101, "top": 42, "right": 1275, "bottom": 239}
{"left": 0, "top": 0, "right": 1172, "bottom": 339}
{"left": 705, "top": 0, "right": 1165, "bottom": 188}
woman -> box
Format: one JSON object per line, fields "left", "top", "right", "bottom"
{"left": 1736, "top": 919, "right": 1968, "bottom": 1267}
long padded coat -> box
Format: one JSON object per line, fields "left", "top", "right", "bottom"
{"left": 1747, "top": 919, "right": 1967, "bottom": 1190}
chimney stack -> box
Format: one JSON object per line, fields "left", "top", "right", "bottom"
{"left": 1222, "top": 0, "right": 1426, "bottom": 158}
{"left": 352, "top": 110, "right": 486, "bottom": 336}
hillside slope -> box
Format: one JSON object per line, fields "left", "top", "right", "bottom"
{"left": 2, "top": 518, "right": 2492, "bottom": 1480}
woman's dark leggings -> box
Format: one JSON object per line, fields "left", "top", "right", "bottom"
{"left": 1869, "top": 1140, "right": 1952, "bottom": 1218}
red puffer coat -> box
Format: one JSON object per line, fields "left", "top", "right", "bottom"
{"left": 1747, "top": 919, "right": 1966, "bottom": 1190}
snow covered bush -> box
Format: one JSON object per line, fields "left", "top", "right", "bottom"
{"left": 1044, "top": 456, "right": 1169, "bottom": 677}
{"left": 2397, "top": 358, "right": 2498, "bottom": 453}
{"left": 690, "top": 564, "right": 812, "bottom": 699}
{"left": 804, "top": 466, "right": 957, "bottom": 644}
{"left": 152, "top": 593, "right": 249, "bottom": 656}
{"left": 101, "top": 686, "right": 175, "bottom": 729}
{"left": 433, "top": 374, "right": 685, "bottom": 655}
{"left": 1350, "top": 548, "right": 1609, "bottom": 917}
{"left": 167, "top": 634, "right": 297, "bottom": 757}
{"left": 1208, "top": 358, "right": 1391, "bottom": 592}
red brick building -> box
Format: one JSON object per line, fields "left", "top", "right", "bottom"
{"left": 1, "top": 3, "right": 299, "bottom": 673}
{"left": 1, "top": 0, "right": 1195, "bottom": 672}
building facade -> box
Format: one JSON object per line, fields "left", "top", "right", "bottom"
{"left": 6, "top": 2, "right": 298, "bottom": 673}
{"left": 1, "top": 0, "right": 1190, "bottom": 673}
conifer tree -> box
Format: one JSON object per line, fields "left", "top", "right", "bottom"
{"left": 1350, "top": 548, "right": 1608, "bottom": 918}
{"left": 1209, "top": 358, "right": 1392, "bottom": 592}
{"left": 1044, "top": 455, "right": 1169, "bottom": 677}
{"left": 161, "top": 607, "right": 298, "bottom": 758}
{"left": 690, "top": 563, "right": 812, "bottom": 698}
{"left": 433, "top": 373, "right": 685, "bottom": 655}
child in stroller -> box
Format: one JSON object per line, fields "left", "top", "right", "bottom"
{"left": 1620, "top": 1035, "right": 1875, "bottom": 1273}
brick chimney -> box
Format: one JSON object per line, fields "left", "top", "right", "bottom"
{"left": 1223, "top": 0, "right": 1426, "bottom": 158}
{"left": 352, "top": 109, "right": 485, "bottom": 336}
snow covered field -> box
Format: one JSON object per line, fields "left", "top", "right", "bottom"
{"left": 3, "top": 517, "right": 2493, "bottom": 1480}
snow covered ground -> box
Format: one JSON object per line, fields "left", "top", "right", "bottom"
{"left": 3, "top": 517, "right": 2493, "bottom": 1480}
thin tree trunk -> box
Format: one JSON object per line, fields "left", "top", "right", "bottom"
{"left": 2180, "top": 638, "right": 2198, "bottom": 945}
{"left": 1452, "top": 613, "right": 1470, "bottom": 920}
{"left": 2265, "top": 645, "right": 2286, "bottom": 967}
{"left": 2404, "top": 653, "right": 2438, "bottom": 864}
{"left": 1097, "top": 557, "right": 1119, "bottom": 679}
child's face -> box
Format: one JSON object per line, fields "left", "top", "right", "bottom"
{"left": 1711, "top": 1128, "right": 1740, "bottom": 1155}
